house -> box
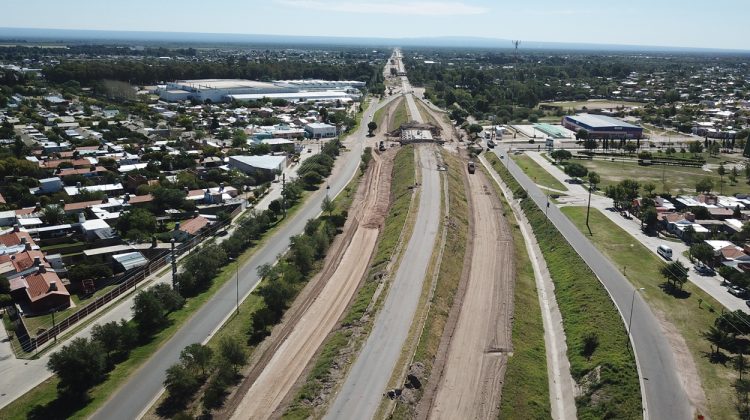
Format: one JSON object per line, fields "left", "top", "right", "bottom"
{"left": 9, "top": 267, "right": 71, "bottom": 313}
{"left": 0, "top": 250, "right": 49, "bottom": 279}
{"left": 173, "top": 215, "right": 211, "bottom": 241}
{"left": 80, "top": 219, "right": 116, "bottom": 241}
{"left": 659, "top": 212, "right": 709, "bottom": 238}
{"left": 304, "top": 123, "right": 337, "bottom": 139}
{"left": 31, "top": 177, "right": 64, "bottom": 195}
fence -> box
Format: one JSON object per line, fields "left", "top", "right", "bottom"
{"left": 27, "top": 215, "right": 235, "bottom": 352}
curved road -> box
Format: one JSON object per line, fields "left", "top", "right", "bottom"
{"left": 325, "top": 144, "right": 442, "bottom": 420}
{"left": 90, "top": 95, "right": 399, "bottom": 420}
{"left": 494, "top": 147, "right": 692, "bottom": 420}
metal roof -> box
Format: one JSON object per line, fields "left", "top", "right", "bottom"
{"left": 567, "top": 113, "right": 641, "bottom": 129}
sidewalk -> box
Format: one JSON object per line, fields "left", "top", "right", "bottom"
{"left": 523, "top": 151, "right": 749, "bottom": 314}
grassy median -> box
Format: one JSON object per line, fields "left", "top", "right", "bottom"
{"left": 486, "top": 153, "right": 641, "bottom": 419}
{"left": 510, "top": 154, "right": 567, "bottom": 192}
{"left": 481, "top": 163, "right": 551, "bottom": 420}
{"left": 284, "top": 145, "right": 416, "bottom": 419}
{"left": 562, "top": 206, "right": 733, "bottom": 420}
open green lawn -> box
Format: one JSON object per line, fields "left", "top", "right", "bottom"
{"left": 511, "top": 154, "right": 567, "bottom": 192}
{"left": 577, "top": 158, "right": 749, "bottom": 196}
{"left": 561, "top": 206, "right": 736, "bottom": 420}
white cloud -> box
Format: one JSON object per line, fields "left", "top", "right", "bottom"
{"left": 276, "top": 0, "right": 488, "bottom": 16}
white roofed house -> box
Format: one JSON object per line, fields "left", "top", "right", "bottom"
{"left": 304, "top": 123, "right": 337, "bottom": 139}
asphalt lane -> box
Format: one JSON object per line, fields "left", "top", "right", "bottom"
{"left": 90, "top": 97, "right": 395, "bottom": 420}
{"left": 325, "top": 145, "right": 442, "bottom": 420}
{"left": 494, "top": 148, "right": 692, "bottom": 420}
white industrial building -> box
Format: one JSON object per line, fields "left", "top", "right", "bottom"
{"left": 228, "top": 155, "right": 287, "bottom": 175}
{"left": 159, "top": 78, "right": 365, "bottom": 103}
{"left": 304, "top": 123, "right": 337, "bottom": 139}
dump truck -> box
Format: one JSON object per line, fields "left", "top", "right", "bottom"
{"left": 467, "top": 161, "right": 476, "bottom": 174}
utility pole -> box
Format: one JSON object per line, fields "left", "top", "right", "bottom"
{"left": 585, "top": 182, "right": 593, "bottom": 235}
{"left": 236, "top": 263, "right": 239, "bottom": 315}
{"left": 281, "top": 173, "right": 287, "bottom": 217}
{"left": 170, "top": 238, "right": 177, "bottom": 291}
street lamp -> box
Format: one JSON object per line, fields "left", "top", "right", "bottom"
{"left": 628, "top": 288, "right": 646, "bottom": 336}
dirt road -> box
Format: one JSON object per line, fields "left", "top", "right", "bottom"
{"left": 428, "top": 168, "right": 515, "bottom": 420}
{"left": 226, "top": 150, "right": 393, "bottom": 420}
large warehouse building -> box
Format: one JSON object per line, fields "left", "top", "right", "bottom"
{"left": 562, "top": 114, "right": 643, "bottom": 139}
{"left": 159, "top": 79, "right": 365, "bottom": 103}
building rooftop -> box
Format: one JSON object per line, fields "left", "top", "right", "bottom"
{"left": 174, "top": 79, "right": 278, "bottom": 90}
{"left": 230, "top": 155, "right": 286, "bottom": 171}
{"left": 568, "top": 113, "right": 641, "bottom": 129}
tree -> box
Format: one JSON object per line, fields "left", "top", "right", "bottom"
{"left": 151, "top": 283, "right": 185, "bottom": 313}
{"left": 550, "top": 149, "right": 572, "bottom": 164}
{"left": 132, "top": 290, "right": 167, "bottom": 337}
{"left": 218, "top": 336, "right": 246, "bottom": 374}
{"left": 0, "top": 275, "right": 9, "bottom": 294}
{"left": 268, "top": 199, "right": 282, "bottom": 215}
{"left": 624, "top": 142, "right": 638, "bottom": 154}
{"left": 730, "top": 167, "right": 739, "bottom": 185}
{"left": 690, "top": 243, "right": 715, "bottom": 266}
{"left": 180, "top": 343, "right": 213, "bottom": 377}
{"left": 703, "top": 325, "right": 733, "bottom": 357}
{"left": 718, "top": 163, "right": 726, "bottom": 193}
{"left": 661, "top": 261, "right": 689, "bottom": 290}
{"left": 117, "top": 207, "right": 157, "bottom": 241}
{"left": 232, "top": 129, "right": 248, "bottom": 148}
{"left": 90, "top": 320, "right": 136, "bottom": 364}
{"left": 583, "top": 138, "right": 598, "bottom": 152}
{"left": 163, "top": 363, "right": 199, "bottom": 405}
{"left": 641, "top": 206, "right": 659, "bottom": 233}
{"left": 576, "top": 128, "right": 589, "bottom": 141}
{"left": 688, "top": 140, "right": 703, "bottom": 156}
{"left": 48, "top": 337, "right": 106, "bottom": 397}
{"left": 695, "top": 177, "right": 714, "bottom": 194}
{"left": 682, "top": 225, "right": 696, "bottom": 245}
{"left": 41, "top": 205, "right": 65, "bottom": 225}
{"left": 321, "top": 195, "right": 334, "bottom": 216}
{"left": 642, "top": 182, "right": 656, "bottom": 197}
{"left": 564, "top": 163, "right": 588, "bottom": 179}
{"left": 367, "top": 121, "right": 377, "bottom": 136}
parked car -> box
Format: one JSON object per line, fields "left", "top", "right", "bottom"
{"left": 693, "top": 262, "right": 715, "bottom": 276}
{"left": 728, "top": 286, "right": 749, "bottom": 298}
{"left": 486, "top": 139, "right": 496, "bottom": 148}
{"left": 657, "top": 244, "right": 673, "bottom": 260}
{"left": 565, "top": 178, "right": 584, "bottom": 184}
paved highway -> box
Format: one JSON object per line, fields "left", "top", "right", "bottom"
{"left": 89, "top": 96, "right": 396, "bottom": 420}
{"left": 495, "top": 147, "right": 693, "bottom": 420}
{"left": 325, "top": 144, "right": 442, "bottom": 420}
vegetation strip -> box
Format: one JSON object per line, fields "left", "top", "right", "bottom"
{"left": 480, "top": 163, "right": 552, "bottom": 419}
{"left": 561, "top": 206, "right": 736, "bottom": 419}
{"left": 486, "top": 153, "right": 642, "bottom": 419}
{"left": 390, "top": 150, "right": 470, "bottom": 418}
{"left": 284, "top": 145, "right": 416, "bottom": 419}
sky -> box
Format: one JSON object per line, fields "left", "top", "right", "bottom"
{"left": 1, "top": 0, "right": 749, "bottom": 50}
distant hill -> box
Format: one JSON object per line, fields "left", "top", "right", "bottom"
{"left": 0, "top": 27, "right": 747, "bottom": 54}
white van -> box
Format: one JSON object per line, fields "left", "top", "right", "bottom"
{"left": 657, "top": 244, "right": 673, "bottom": 260}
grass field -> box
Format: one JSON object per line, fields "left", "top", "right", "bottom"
{"left": 562, "top": 206, "right": 736, "bottom": 420}
{"left": 486, "top": 153, "right": 641, "bottom": 419}
{"left": 284, "top": 146, "right": 417, "bottom": 419}
{"left": 390, "top": 151, "right": 469, "bottom": 418}
{"left": 482, "top": 164, "right": 551, "bottom": 419}
{"left": 510, "top": 154, "right": 567, "bottom": 192}
{"left": 577, "top": 158, "right": 748, "bottom": 195}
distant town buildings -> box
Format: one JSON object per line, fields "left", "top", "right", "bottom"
{"left": 159, "top": 79, "right": 366, "bottom": 104}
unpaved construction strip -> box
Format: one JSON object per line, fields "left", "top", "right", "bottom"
{"left": 226, "top": 152, "right": 392, "bottom": 420}
{"left": 427, "top": 167, "right": 515, "bottom": 420}
{"left": 325, "top": 144, "right": 442, "bottom": 420}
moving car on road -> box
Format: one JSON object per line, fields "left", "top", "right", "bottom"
{"left": 467, "top": 161, "right": 475, "bottom": 174}
{"left": 657, "top": 244, "right": 673, "bottom": 260}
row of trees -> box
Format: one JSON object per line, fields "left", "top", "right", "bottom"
{"left": 297, "top": 138, "right": 342, "bottom": 187}
{"left": 47, "top": 284, "right": 184, "bottom": 402}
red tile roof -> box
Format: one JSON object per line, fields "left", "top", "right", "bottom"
{"left": 721, "top": 246, "right": 748, "bottom": 260}
{"left": 0, "top": 231, "right": 35, "bottom": 248}
{"left": 179, "top": 216, "right": 210, "bottom": 236}
{"left": 58, "top": 166, "right": 107, "bottom": 177}
{"left": 11, "top": 250, "right": 45, "bottom": 273}
{"left": 24, "top": 271, "right": 69, "bottom": 302}
{"left": 127, "top": 194, "right": 153, "bottom": 204}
